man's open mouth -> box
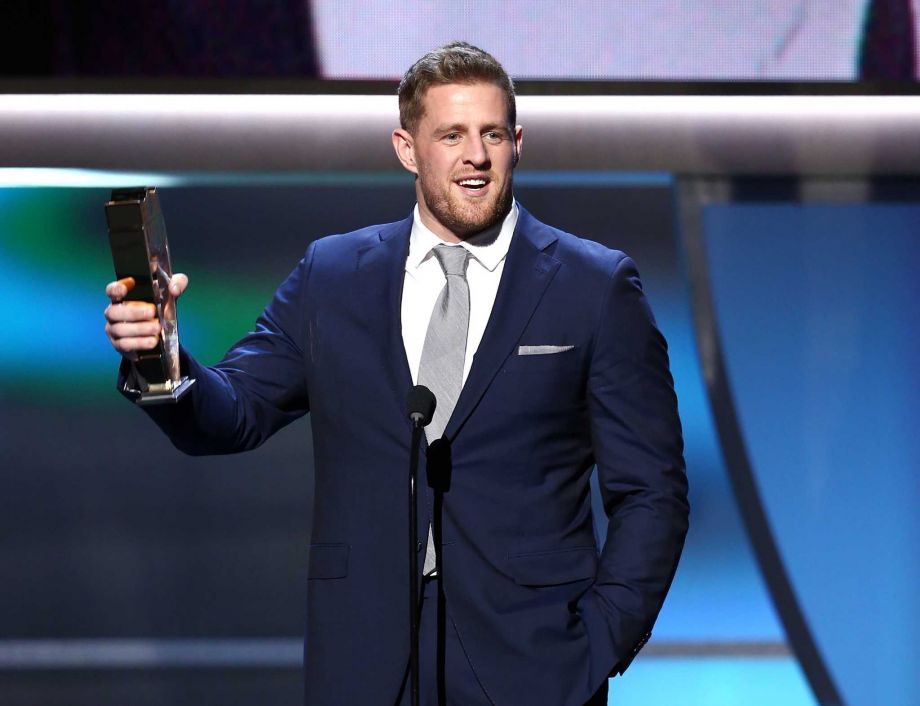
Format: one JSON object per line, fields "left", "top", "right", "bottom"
{"left": 456, "top": 177, "right": 490, "bottom": 193}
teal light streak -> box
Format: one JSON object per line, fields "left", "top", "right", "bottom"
{"left": 0, "top": 188, "right": 282, "bottom": 401}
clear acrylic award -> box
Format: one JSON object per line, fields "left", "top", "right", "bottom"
{"left": 105, "top": 187, "right": 194, "bottom": 404}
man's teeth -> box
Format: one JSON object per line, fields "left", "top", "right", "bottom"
{"left": 459, "top": 179, "right": 486, "bottom": 187}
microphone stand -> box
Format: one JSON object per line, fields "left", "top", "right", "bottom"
{"left": 405, "top": 386, "right": 434, "bottom": 706}
{"left": 408, "top": 418, "right": 423, "bottom": 706}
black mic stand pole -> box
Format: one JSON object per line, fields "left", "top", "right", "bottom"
{"left": 406, "top": 386, "right": 435, "bottom": 706}
{"left": 408, "top": 418, "right": 422, "bottom": 706}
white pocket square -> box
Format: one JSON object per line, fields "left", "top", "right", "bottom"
{"left": 517, "top": 345, "right": 575, "bottom": 356}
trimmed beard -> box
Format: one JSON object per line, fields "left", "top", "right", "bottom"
{"left": 417, "top": 169, "right": 514, "bottom": 239}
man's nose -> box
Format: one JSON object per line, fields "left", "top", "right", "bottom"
{"left": 462, "top": 135, "right": 489, "bottom": 167}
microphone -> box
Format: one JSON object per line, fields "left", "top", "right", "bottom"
{"left": 407, "top": 385, "right": 436, "bottom": 428}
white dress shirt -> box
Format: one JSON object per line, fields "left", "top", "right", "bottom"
{"left": 401, "top": 202, "right": 519, "bottom": 387}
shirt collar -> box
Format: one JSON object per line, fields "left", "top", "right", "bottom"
{"left": 406, "top": 200, "right": 519, "bottom": 273}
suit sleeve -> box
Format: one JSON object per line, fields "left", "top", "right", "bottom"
{"left": 118, "top": 242, "right": 315, "bottom": 455}
{"left": 579, "top": 254, "right": 689, "bottom": 679}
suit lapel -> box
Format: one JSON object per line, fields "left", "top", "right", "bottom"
{"left": 355, "top": 215, "right": 414, "bottom": 413}
{"left": 445, "top": 207, "right": 561, "bottom": 440}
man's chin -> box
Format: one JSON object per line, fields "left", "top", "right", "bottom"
{"left": 448, "top": 216, "right": 498, "bottom": 239}
{"left": 447, "top": 199, "right": 511, "bottom": 237}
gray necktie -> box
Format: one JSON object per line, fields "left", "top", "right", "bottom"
{"left": 418, "top": 244, "right": 471, "bottom": 442}
{"left": 417, "top": 244, "right": 471, "bottom": 575}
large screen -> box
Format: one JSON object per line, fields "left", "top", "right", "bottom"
{"left": 313, "top": 0, "right": 912, "bottom": 80}
{"left": 3, "top": 0, "right": 917, "bottom": 82}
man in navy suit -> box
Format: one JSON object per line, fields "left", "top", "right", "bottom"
{"left": 105, "top": 42, "right": 688, "bottom": 706}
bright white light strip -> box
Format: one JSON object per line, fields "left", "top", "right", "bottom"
{"left": 0, "top": 93, "right": 398, "bottom": 117}
{"left": 4, "top": 93, "right": 920, "bottom": 175}
{"left": 4, "top": 93, "right": 920, "bottom": 117}
{"left": 519, "top": 94, "right": 920, "bottom": 118}
{"left": 0, "top": 168, "right": 184, "bottom": 188}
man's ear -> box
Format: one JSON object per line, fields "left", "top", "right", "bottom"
{"left": 512, "top": 124, "right": 523, "bottom": 167}
{"left": 392, "top": 128, "right": 418, "bottom": 175}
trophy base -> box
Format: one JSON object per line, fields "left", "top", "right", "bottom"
{"left": 136, "top": 377, "right": 196, "bottom": 406}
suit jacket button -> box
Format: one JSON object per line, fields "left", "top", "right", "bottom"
{"left": 417, "top": 541, "right": 423, "bottom": 552}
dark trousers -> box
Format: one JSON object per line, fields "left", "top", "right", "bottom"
{"left": 396, "top": 576, "right": 491, "bottom": 705}
{"left": 396, "top": 577, "right": 610, "bottom": 706}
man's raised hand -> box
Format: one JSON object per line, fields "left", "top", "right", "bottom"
{"left": 104, "top": 274, "right": 188, "bottom": 359}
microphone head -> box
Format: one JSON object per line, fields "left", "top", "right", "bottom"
{"left": 407, "top": 385, "right": 436, "bottom": 427}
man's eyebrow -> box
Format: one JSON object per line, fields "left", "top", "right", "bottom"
{"left": 434, "top": 123, "right": 467, "bottom": 135}
{"left": 433, "top": 122, "right": 510, "bottom": 135}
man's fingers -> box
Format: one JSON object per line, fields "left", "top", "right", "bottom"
{"left": 104, "top": 300, "right": 157, "bottom": 324}
{"left": 110, "top": 335, "right": 161, "bottom": 353}
{"left": 169, "top": 273, "right": 188, "bottom": 297}
{"left": 103, "top": 275, "right": 173, "bottom": 359}
{"left": 106, "top": 273, "right": 187, "bottom": 300}
{"left": 105, "top": 316, "right": 161, "bottom": 356}
{"left": 103, "top": 273, "right": 184, "bottom": 359}
{"left": 105, "top": 276, "right": 136, "bottom": 303}
{"left": 107, "top": 320, "right": 162, "bottom": 339}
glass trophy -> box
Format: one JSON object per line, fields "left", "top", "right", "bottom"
{"left": 105, "top": 187, "right": 195, "bottom": 404}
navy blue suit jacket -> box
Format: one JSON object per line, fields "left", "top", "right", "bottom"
{"left": 133, "top": 205, "right": 689, "bottom": 705}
